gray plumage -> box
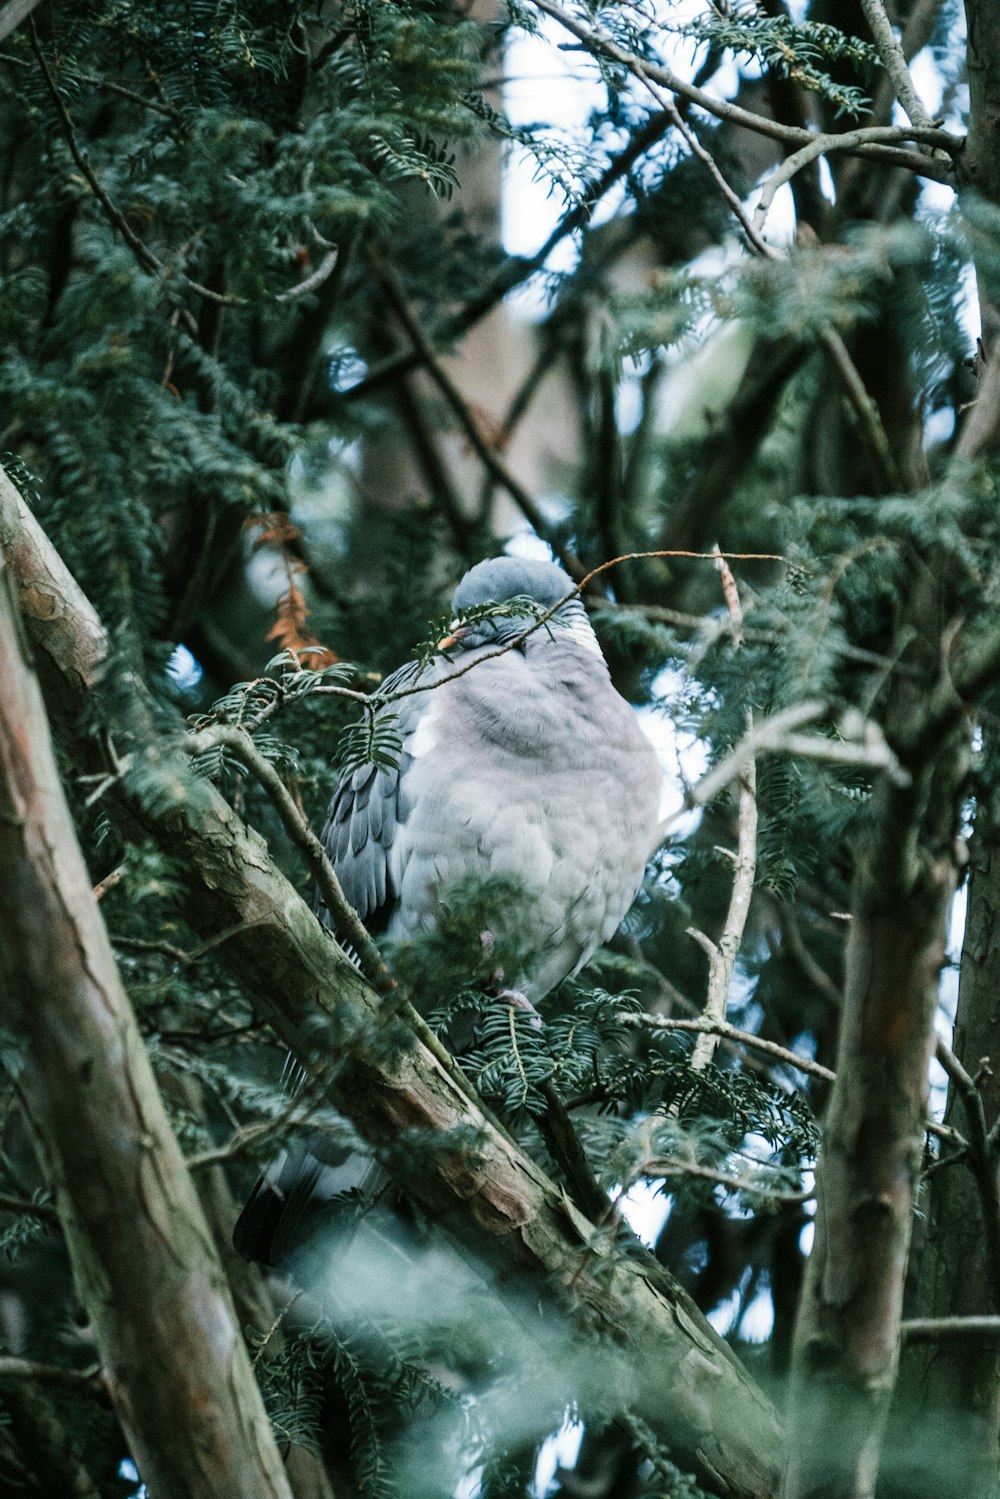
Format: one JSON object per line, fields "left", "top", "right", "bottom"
{"left": 320, "top": 556, "right": 662, "bottom": 999}
{"left": 234, "top": 556, "right": 662, "bottom": 1264}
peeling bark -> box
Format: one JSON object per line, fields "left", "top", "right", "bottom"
{"left": 0, "top": 556, "right": 294, "bottom": 1499}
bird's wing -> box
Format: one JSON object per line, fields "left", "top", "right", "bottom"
{"left": 234, "top": 667, "right": 437, "bottom": 1267}
{"left": 317, "top": 661, "right": 437, "bottom": 935}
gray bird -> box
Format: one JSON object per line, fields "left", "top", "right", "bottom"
{"left": 234, "top": 555, "right": 662, "bottom": 1263}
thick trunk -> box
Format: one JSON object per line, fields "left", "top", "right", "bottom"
{"left": 784, "top": 734, "right": 965, "bottom": 1499}
{"left": 0, "top": 470, "right": 784, "bottom": 1499}
{"left": 887, "top": 818, "right": 1000, "bottom": 1498}
{"left": 965, "top": 3, "right": 1000, "bottom": 210}
{"left": 0, "top": 556, "right": 294, "bottom": 1499}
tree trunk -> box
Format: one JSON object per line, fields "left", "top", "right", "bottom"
{"left": 784, "top": 750, "right": 965, "bottom": 1498}
{"left": 0, "top": 469, "right": 784, "bottom": 1499}
{"left": 0, "top": 556, "right": 294, "bottom": 1499}
{"left": 887, "top": 815, "right": 1000, "bottom": 1499}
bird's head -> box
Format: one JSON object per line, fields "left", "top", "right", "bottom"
{"left": 438, "top": 556, "right": 591, "bottom": 654}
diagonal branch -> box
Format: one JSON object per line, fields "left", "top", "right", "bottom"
{"left": 859, "top": 0, "right": 938, "bottom": 131}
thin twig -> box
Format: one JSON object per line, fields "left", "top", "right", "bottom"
{"left": 539, "top": 1080, "right": 608, "bottom": 1222}
{"left": 180, "top": 731, "right": 493, "bottom": 1122}
{"left": 112, "top": 919, "right": 269, "bottom": 968}
{"left": 92, "top": 866, "right": 123, "bottom": 901}
{"left": 31, "top": 24, "right": 340, "bottom": 312}
{"left": 379, "top": 550, "right": 789, "bottom": 709}
{"left": 628, "top": 66, "right": 776, "bottom": 260}
{"left": 752, "top": 124, "right": 939, "bottom": 233}
{"left": 76, "top": 71, "right": 181, "bottom": 119}
{"left": 185, "top": 1112, "right": 342, "bottom": 1173}
{"left": 819, "top": 327, "right": 903, "bottom": 492}
{"left": 689, "top": 555, "right": 756, "bottom": 1070}
{"left": 274, "top": 247, "right": 339, "bottom": 305}
{"left": 642, "top": 1156, "right": 813, "bottom": 1205}
{"left": 30, "top": 20, "right": 163, "bottom": 275}
{"left": 687, "top": 700, "right": 910, "bottom": 811}
{"left": 625, "top": 1012, "right": 835, "bottom": 1084}
{"left": 251, "top": 1289, "right": 305, "bottom": 1368}
{"left": 626, "top": 1012, "right": 964, "bottom": 1150}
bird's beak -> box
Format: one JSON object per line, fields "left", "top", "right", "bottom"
{"left": 437, "top": 625, "right": 470, "bottom": 651}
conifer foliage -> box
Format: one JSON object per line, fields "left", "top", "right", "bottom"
{"left": 1, "top": 2, "right": 1000, "bottom": 1497}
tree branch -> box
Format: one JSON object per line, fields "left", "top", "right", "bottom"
{"left": 183, "top": 723, "right": 392, "bottom": 994}
{"left": 0, "top": 558, "right": 294, "bottom": 1499}
{"left": 0, "top": 1357, "right": 101, "bottom": 1388}
{"left": 691, "top": 556, "right": 757, "bottom": 1071}
{"left": 859, "top": 0, "right": 938, "bottom": 131}
{"left": 626, "top": 1013, "right": 836, "bottom": 1085}
{"left": 900, "top": 1316, "right": 1000, "bottom": 1344}
{"left": 342, "top": 108, "right": 677, "bottom": 403}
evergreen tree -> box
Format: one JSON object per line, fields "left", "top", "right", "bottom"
{"left": 1, "top": 2, "right": 998, "bottom": 1497}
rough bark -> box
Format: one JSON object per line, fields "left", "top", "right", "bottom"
{"left": 887, "top": 816, "right": 1000, "bottom": 1499}
{"left": 0, "top": 558, "right": 295, "bottom": 1499}
{"left": 0, "top": 473, "right": 784, "bottom": 1498}
{"left": 783, "top": 742, "right": 966, "bottom": 1499}
{"left": 965, "top": 2, "right": 1000, "bottom": 208}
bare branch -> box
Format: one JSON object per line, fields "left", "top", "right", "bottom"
{"left": 688, "top": 701, "right": 910, "bottom": 811}
{"left": 819, "top": 327, "right": 903, "bottom": 493}
{"left": 859, "top": 0, "right": 938, "bottom": 131}
{"left": 624, "top": 1011, "right": 836, "bottom": 1085}
{"left": 0, "top": 1192, "right": 59, "bottom": 1224}
{"left": 29, "top": 20, "right": 164, "bottom": 276}
{"left": 753, "top": 124, "right": 949, "bottom": 235}
{"left": 686, "top": 555, "right": 757, "bottom": 1071}
{"left": 643, "top": 1156, "right": 813, "bottom": 1206}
